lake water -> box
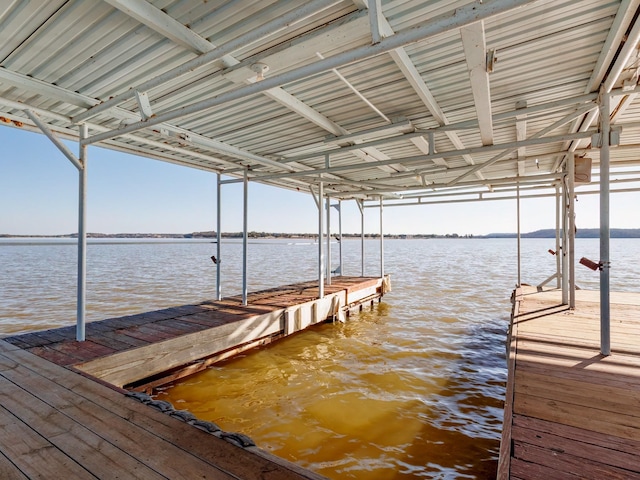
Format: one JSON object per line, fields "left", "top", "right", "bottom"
{"left": 1, "top": 237, "right": 639, "bottom": 479}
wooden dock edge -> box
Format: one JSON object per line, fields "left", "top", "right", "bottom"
{"left": 0, "top": 338, "right": 328, "bottom": 480}
{"left": 76, "top": 277, "right": 388, "bottom": 389}
{"left": 497, "top": 286, "right": 523, "bottom": 480}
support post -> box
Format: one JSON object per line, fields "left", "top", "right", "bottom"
{"left": 379, "top": 196, "right": 384, "bottom": 278}
{"left": 357, "top": 199, "right": 365, "bottom": 277}
{"left": 568, "top": 154, "right": 576, "bottom": 309}
{"left": 77, "top": 124, "right": 88, "bottom": 341}
{"left": 216, "top": 172, "right": 222, "bottom": 301}
{"left": 516, "top": 178, "right": 521, "bottom": 287}
{"left": 242, "top": 169, "right": 248, "bottom": 306}
{"left": 600, "top": 88, "right": 611, "bottom": 356}
{"left": 555, "top": 185, "right": 561, "bottom": 289}
{"left": 318, "top": 180, "right": 325, "bottom": 298}
{"left": 326, "top": 194, "right": 331, "bottom": 285}
{"left": 561, "top": 174, "right": 569, "bottom": 305}
{"left": 338, "top": 200, "right": 343, "bottom": 276}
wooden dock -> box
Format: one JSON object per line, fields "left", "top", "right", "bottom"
{"left": 0, "top": 338, "right": 326, "bottom": 479}
{"left": 1, "top": 276, "right": 386, "bottom": 479}
{"left": 4, "top": 276, "right": 387, "bottom": 389}
{"left": 498, "top": 286, "right": 640, "bottom": 479}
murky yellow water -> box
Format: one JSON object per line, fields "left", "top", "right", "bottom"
{"left": 156, "top": 300, "right": 507, "bottom": 479}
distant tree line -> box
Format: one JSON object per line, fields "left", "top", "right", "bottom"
{"left": 4, "top": 228, "right": 639, "bottom": 239}
{"left": 482, "top": 228, "right": 640, "bottom": 238}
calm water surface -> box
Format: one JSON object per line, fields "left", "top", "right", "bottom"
{"left": 1, "top": 238, "right": 639, "bottom": 479}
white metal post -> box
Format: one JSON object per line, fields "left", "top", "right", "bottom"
{"left": 216, "top": 172, "right": 222, "bottom": 301}
{"left": 318, "top": 181, "right": 325, "bottom": 298}
{"left": 242, "top": 169, "right": 248, "bottom": 306}
{"left": 568, "top": 154, "right": 576, "bottom": 309}
{"left": 600, "top": 88, "right": 611, "bottom": 356}
{"left": 561, "top": 175, "right": 569, "bottom": 305}
{"left": 77, "top": 124, "right": 88, "bottom": 341}
{"left": 516, "top": 179, "right": 521, "bottom": 287}
{"left": 326, "top": 195, "right": 332, "bottom": 285}
{"left": 555, "top": 185, "right": 561, "bottom": 289}
{"left": 358, "top": 199, "right": 365, "bottom": 276}
{"left": 338, "top": 200, "right": 343, "bottom": 276}
{"left": 379, "top": 196, "right": 384, "bottom": 278}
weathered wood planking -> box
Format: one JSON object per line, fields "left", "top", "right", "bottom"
{"left": 498, "top": 286, "right": 640, "bottom": 480}
{"left": 0, "top": 339, "right": 327, "bottom": 479}
{"left": 78, "top": 307, "right": 287, "bottom": 387}
{"left": 4, "top": 276, "right": 387, "bottom": 388}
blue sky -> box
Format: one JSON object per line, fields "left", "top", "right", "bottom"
{"left": 1, "top": 127, "right": 637, "bottom": 236}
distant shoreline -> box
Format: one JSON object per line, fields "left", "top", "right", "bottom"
{"left": 2, "top": 228, "right": 640, "bottom": 239}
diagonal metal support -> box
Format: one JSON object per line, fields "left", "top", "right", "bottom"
{"left": 24, "top": 110, "right": 82, "bottom": 170}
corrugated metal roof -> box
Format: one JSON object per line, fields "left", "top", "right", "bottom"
{"left": 1, "top": 0, "right": 639, "bottom": 204}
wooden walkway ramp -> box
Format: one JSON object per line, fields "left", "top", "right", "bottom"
{"left": 0, "top": 338, "right": 325, "bottom": 479}
{"left": 498, "top": 287, "right": 640, "bottom": 479}
{"left": 4, "top": 276, "right": 386, "bottom": 389}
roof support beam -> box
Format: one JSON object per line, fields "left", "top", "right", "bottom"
{"left": 316, "top": 51, "right": 391, "bottom": 123}
{"left": 361, "top": 183, "right": 640, "bottom": 207}
{"left": 0, "top": 68, "right": 292, "bottom": 171}
{"left": 1, "top": 96, "right": 245, "bottom": 171}
{"left": 236, "top": 131, "right": 594, "bottom": 183}
{"left": 0, "top": 67, "right": 97, "bottom": 109}
{"left": 460, "top": 21, "right": 494, "bottom": 145}
{"left": 104, "top": 0, "right": 402, "bottom": 175}
{"left": 74, "top": 0, "right": 341, "bottom": 123}
{"left": 83, "top": 0, "right": 540, "bottom": 146}
{"left": 377, "top": 13, "right": 483, "bottom": 177}
{"left": 448, "top": 102, "right": 597, "bottom": 186}
{"left": 557, "top": 0, "right": 640, "bottom": 170}
{"left": 611, "top": 93, "right": 637, "bottom": 124}
{"left": 588, "top": 0, "right": 640, "bottom": 93}
{"left": 603, "top": 8, "right": 640, "bottom": 94}
{"left": 103, "top": 0, "right": 214, "bottom": 53}
{"left": 387, "top": 48, "right": 481, "bottom": 174}
{"left": 516, "top": 100, "right": 527, "bottom": 176}
{"left": 275, "top": 92, "right": 598, "bottom": 165}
